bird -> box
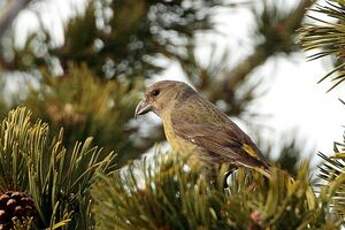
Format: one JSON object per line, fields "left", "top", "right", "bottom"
{"left": 135, "top": 80, "right": 271, "bottom": 177}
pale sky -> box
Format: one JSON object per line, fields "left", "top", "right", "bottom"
{"left": 11, "top": 0, "right": 345, "bottom": 164}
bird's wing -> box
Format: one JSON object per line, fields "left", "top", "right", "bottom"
{"left": 171, "top": 118, "right": 269, "bottom": 169}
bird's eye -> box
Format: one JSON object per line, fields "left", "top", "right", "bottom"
{"left": 151, "top": 89, "right": 160, "bottom": 97}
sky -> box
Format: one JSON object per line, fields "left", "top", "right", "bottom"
{"left": 10, "top": 0, "right": 345, "bottom": 164}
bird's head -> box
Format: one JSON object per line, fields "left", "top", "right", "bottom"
{"left": 135, "top": 80, "right": 194, "bottom": 118}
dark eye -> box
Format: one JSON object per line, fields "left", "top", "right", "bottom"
{"left": 151, "top": 89, "right": 160, "bottom": 97}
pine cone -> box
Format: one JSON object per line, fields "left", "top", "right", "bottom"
{"left": 0, "top": 191, "right": 37, "bottom": 229}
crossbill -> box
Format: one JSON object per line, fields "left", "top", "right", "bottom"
{"left": 135, "top": 80, "right": 270, "bottom": 177}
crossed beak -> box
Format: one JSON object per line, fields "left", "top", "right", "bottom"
{"left": 135, "top": 99, "right": 152, "bottom": 118}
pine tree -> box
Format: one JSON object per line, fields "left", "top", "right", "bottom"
{"left": 1, "top": 0, "right": 345, "bottom": 229}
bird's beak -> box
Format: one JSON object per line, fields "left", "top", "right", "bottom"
{"left": 135, "top": 99, "right": 152, "bottom": 118}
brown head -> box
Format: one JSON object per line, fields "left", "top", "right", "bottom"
{"left": 135, "top": 80, "right": 195, "bottom": 118}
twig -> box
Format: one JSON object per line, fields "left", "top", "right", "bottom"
{"left": 223, "top": 0, "right": 315, "bottom": 92}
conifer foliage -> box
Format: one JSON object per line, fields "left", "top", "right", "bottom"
{"left": 92, "top": 151, "right": 342, "bottom": 229}
{"left": 299, "top": 0, "right": 345, "bottom": 91}
{"left": 0, "top": 107, "right": 116, "bottom": 229}
{"left": 1, "top": 0, "right": 345, "bottom": 229}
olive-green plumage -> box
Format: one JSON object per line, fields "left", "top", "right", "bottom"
{"left": 135, "top": 80, "right": 270, "bottom": 176}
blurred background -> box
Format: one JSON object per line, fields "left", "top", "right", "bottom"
{"left": 0, "top": 0, "right": 344, "bottom": 175}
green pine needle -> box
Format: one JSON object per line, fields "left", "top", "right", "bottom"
{"left": 0, "top": 107, "right": 117, "bottom": 229}
{"left": 92, "top": 151, "right": 337, "bottom": 229}
{"left": 299, "top": 0, "right": 345, "bottom": 91}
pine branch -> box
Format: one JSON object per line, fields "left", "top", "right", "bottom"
{"left": 1, "top": 0, "right": 224, "bottom": 78}
{"left": 223, "top": 0, "right": 314, "bottom": 93}
{"left": 92, "top": 150, "right": 336, "bottom": 229}
{"left": 0, "top": 107, "right": 117, "bottom": 229}
{"left": 318, "top": 144, "right": 345, "bottom": 217}
{"left": 299, "top": 0, "right": 345, "bottom": 91}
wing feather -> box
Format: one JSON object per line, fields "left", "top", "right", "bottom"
{"left": 171, "top": 108, "right": 269, "bottom": 169}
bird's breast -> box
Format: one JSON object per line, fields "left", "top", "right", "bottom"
{"left": 161, "top": 112, "right": 196, "bottom": 155}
